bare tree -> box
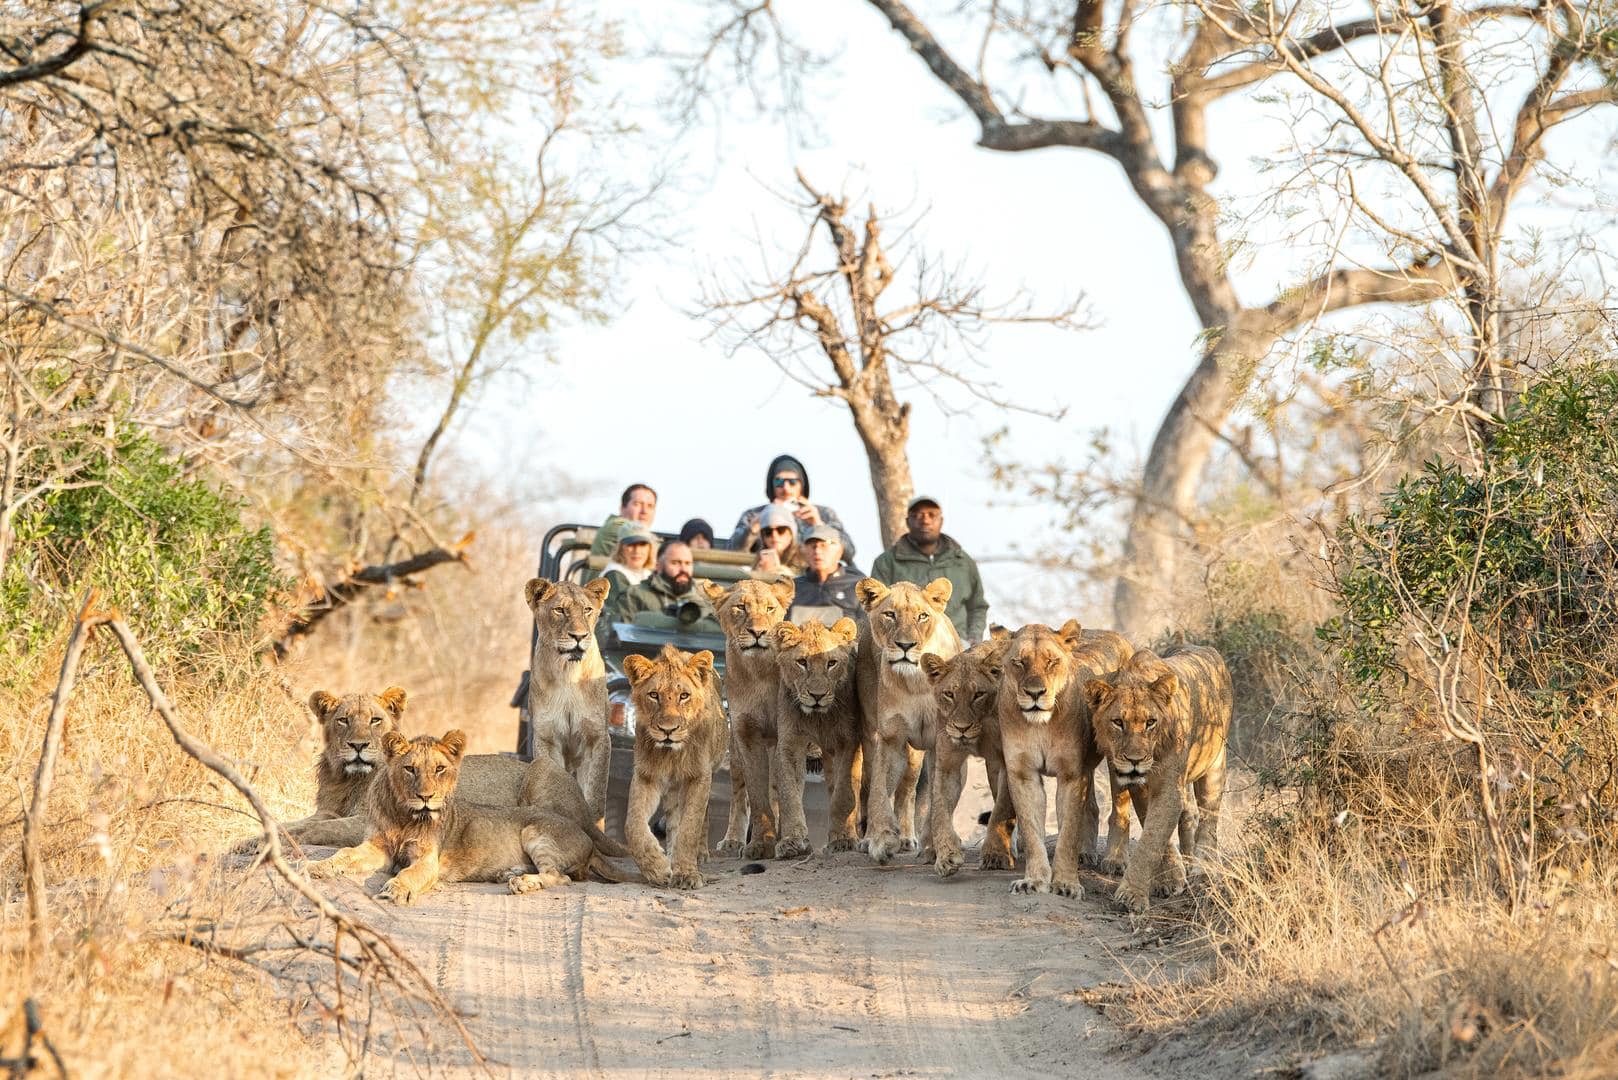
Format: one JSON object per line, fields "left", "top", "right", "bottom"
{"left": 690, "top": 0, "right": 1618, "bottom": 633}
{"left": 701, "top": 172, "right": 1084, "bottom": 548}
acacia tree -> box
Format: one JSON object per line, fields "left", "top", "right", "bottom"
{"left": 693, "top": 0, "right": 1618, "bottom": 633}
{"left": 701, "top": 172, "right": 1083, "bottom": 548}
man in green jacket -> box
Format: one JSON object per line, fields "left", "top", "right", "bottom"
{"left": 869, "top": 495, "right": 989, "bottom": 642}
{"left": 589, "top": 482, "right": 658, "bottom": 560}
{"left": 603, "top": 541, "right": 720, "bottom": 637}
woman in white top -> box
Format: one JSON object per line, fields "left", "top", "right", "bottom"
{"left": 601, "top": 528, "right": 656, "bottom": 614}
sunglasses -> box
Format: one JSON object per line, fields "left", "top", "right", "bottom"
{"left": 770, "top": 476, "right": 802, "bottom": 488}
{"left": 763, "top": 525, "right": 792, "bottom": 534}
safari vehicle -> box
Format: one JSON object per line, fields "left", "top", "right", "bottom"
{"left": 513, "top": 523, "right": 830, "bottom": 845}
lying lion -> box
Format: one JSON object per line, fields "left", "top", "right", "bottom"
{"left": 309, "top": 729, "right": 630, "bottom": 903}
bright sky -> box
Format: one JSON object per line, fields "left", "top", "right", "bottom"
{"left": 442, "top": 1, "right": 1618, "bottom": 626}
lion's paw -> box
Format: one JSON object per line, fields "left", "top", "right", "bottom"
{"left": 865, "top": 831, "right": 901, "bottom": 865}
{"left": 641, "top": 862, "right": 673, "bottom": 888}
{"left": 823, "top": 837, "right": 858, "bottom": 854}
{"left": 669, "top": 867, "right": 705, "bottom": 890}
{"left": 854, "top": 837, "right": 872, "bottom": 854}
{"left": 714, "top": 838, "right": 745, "bottom": 858}
{"left": 306, "top": 857, "right": 346, "bottom": 880}
{"left": 1152, "top": 872, "right": 1188, "bottom": 898}
{"left": 897, "top": 836, "right": 921, "bottom": 855}
{"left": 1011, "top": 876, "right": 1051, "bottom": 895}
{"left": 978, "top": 849, "right": 1014, "bottom": 872}
{"left": 1052, "top": 877, "right": 1085, "bottom": 900}
{"left": 775, "top": 837, "right": 812, "bottom": 860}
{"left": 1113, "top": 880, "right": 1151, "bottom": 914}
{"left": 934, "top": 847, "right": 964, "bottom": 878}
{"left": 377, "top": 877, "right": 422, "bottom": 906}
{"left": 1100, "top": 855, "right": 1128, "bottom": 876}
{"left": 742, "top": 837, "right": 776, "bottom": 861}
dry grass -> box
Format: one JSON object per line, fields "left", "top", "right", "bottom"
{"left": 0, "top": 641, "right": 332, "bottom": 1077}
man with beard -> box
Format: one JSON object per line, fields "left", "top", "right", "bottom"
{"left": 870, "top": 495, "right": 989, "bottom": 641}
{"left": 607, "top": 541, "right": 721, "bottom": 634}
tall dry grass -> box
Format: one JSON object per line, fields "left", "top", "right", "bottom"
{"left": 1, "top": 637, "right": 334, "bottom": 1076}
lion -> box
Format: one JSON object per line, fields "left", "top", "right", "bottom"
{"left": 622, "top": 645, "right": 729, "bottom": 889}
{"left": 235, "top": 686, "right": 541, "bottom": 853}
{"left": 1085, "top": 645, "right": 1231, "bottom": 913}
{"left": 920, "top": 637, "right": 1017, "bottom": 877}
{"left": 770, "top": 617, "right": 862, "bottom": 858}
{"left": 854, "top": 577, "right": 962, "bottom": 864}
{"left": 995, "top": 621, "right": 1134, "bottom": 897}
{"left": 703, "top": 578, "right": 794, "bottom": 858}
{"left": 524, "top": 576, "right": 613, "bottom": 823}
{"left": 308, "top": 729, "right": 631, "bottom": 904}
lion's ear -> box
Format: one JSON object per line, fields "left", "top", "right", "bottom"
{"left": 382, "top": 731, "right": 411, "bottom": 759}
{"left": 701, "top": 580, "right": 729, "bottom": 605}
{"left": 439, "top": 729, "right": 467, "bottom": 760}
{"left": 583, "top": 577, "right": 612, "bottom": 606}
{"left": 309, "top": 691, "right": 339, "bottom": 721}
{"left": 689, "top": 651, "right": 715, "bottom": 677}
{"left": 524, "top": 578, "right": 557, "bottom": 609}
{"left": 623, "top": 654, "right": 655, "bottom": 684}
{"left": 1084, "top": 679, "right": 1113, "bottom": 716}
{"left": 855, "top": 578, "right": 889, "bottom": 610}
{"left": 831, "top": 617, "right": 858, "bottom": 646}
{"left": 377, "top": 686, "right": 407, "bottom": 720}
{"left": 988, "top": 624, "right": 1011, "bottom": 641}
{"left": 922, "top": 577, "right": 953, "bottom": 610}
{"left": 1055, "top": 618, "right": 1084, "bottom": 650}
{"left": 1148, "top": 672, "right": 1179, "bottom": 702}
{"left": 771, "top": 622, "right": 802, "bottom": 650}
{"left": 920, "top": 653, "right": 950, "bottom": 684}
{"left": 770, "top": 578, "right": 796, "bottom": 609}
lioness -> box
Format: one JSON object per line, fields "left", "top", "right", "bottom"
{"left": 703, "top": 579, "right": 794, "bottom": 858}
{"left": 524, "top": 576, "right": 613, "bottom": 822}
{"left": 997, "top": 621, "right": 1133, "bottom": 897}
{"left": 623, "top": 645, "right": 728, "bottom": 889}
{"left": 771, "top": 618, "right": 862, "bottom": 858}
{"left": 1086, "top": 645, "right": 1231, "bottom": 913}
{"left": 236, "top": 686, "right": 535, "bottom": 853}
{"left": 309, "top": 729, "right": 630, "bottom": 903}
{"left": 855, "top": 577, "right": 961, "bottom": 864}
{"left": 920, "top": 637, "right": 1017, "bottom": 876}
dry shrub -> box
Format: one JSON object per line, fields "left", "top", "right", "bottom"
{"left": 0, "top": 640, "right": 331, "bottom": 1076}
{"left": 282, "top": 522, "right": 538, "bottom": 754}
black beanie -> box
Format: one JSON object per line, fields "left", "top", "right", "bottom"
{"left": 678, "top": 518, "right": 714, "bottom": 545}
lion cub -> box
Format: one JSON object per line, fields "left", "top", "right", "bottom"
{"left": 524, "top": 577, "right": 613, "bottom": 823}
{"left": 1086, "top": 645, "right": 1231, "bottom": 913}
{"left": 854, "top": 577, "right": 962, "bottom": 864}
{"left": 623, "top": 645, "right": 728, "bottom": 889}
{"left": 920, "top": 637, "right": 1018, "bottom": 876}
{"left": 309, "top": 729, "right": 629, "bottom": 904}
{"left": 771, "top": 618, "right": 862, "bottom": 858}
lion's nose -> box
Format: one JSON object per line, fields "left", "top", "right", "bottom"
{"left": 895, "top": 640, "right": 917, "bottom": 653}
{"left": 809, "top": 691, "right": 827, "bottom": 704}
{"left": 348, "top": 741, "right": 368, "bottom": 753}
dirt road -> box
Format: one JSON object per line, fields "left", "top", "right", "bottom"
{"left": 347, "top": 763, "right": 1198, "bottom": 1079}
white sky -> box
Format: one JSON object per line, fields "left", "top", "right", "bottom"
{"left": 435, "top": 1, "right": 1618, "bottom": 626}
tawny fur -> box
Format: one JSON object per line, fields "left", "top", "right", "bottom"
{"left": 855, "top": 578, "right": 961, "bottom": 864}
{"left": 1086, "top": 645, "right": 1232, "bottom": 913}
{"left": 703, "top": 579, "right": 794, "bottom": 859}
{"left": 525, "top": 576, "right": 613, "bottom": 823}
{"left": 309, "top": 730, "right": 629, "bottom": 903}
{"left": 771, "top": 618, "right": 863, "bottom": 858}
{"left": 622, "top": 645, "right": 729, "bottom": 890}
{"left": 920, "top": 638, "right": 1018, "bottom": 876}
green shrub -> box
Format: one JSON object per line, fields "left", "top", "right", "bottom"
{"left": 2, "top": 430, "right": 287, "bottom": 672}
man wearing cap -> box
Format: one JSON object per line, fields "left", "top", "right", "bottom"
{"left": 870, "top": 495, "right": 989, "bottom": 641}
{"left": 788, "top": 526, "right": 864, "bottom": 624}
{"left": 730, "top": 453, "right": 856, "bottom": 564}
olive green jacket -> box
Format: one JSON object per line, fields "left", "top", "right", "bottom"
{"left": 869, "top": 534, "right": 989, "bottom": 642}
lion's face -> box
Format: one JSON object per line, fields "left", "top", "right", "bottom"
{"left": 526, "top": 577, "right": 611, "bottom": 662}
{"left": 704, "top": 579, "right": 794, "bottom": 657}
{"left": 772, "top": 617, "right": 858, "bottom": 714}
{"left": 380, "top": 729, "right": 467, "bottom": 820}
{"left": 310, "top": 687, "right": 407, "bottom": 776}
{"left": 623, "top": 645, "right": 715, "bottom": 751}
{"left": 856, "top": 577, "right": 953, "bottom": 674}
{"left": 923, "top": 640, "right": 1006, "bottom": 746}
{"left": 1087, "top": 653, "right": 1181, "bottom": 786}
{"left": 1003, "top": 620, "right": 1085, "bottom": 725}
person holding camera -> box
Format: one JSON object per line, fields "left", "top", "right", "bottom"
{"left": 605, "top": 540, "right": 721, "bottom": 634}
{"left": 729, "top": 453, "right": 856, "bottom": 565}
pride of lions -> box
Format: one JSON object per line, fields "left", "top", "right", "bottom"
{"left": 270, "top": 573, "right": 1233, "bottom": 915}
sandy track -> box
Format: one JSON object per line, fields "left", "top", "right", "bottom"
{"left": 343, "top": 763, "right": 1188, "bottom": 1079}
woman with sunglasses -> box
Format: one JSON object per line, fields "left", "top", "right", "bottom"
{"left": 728, "top": 453, "right": 856, "bottom": 566}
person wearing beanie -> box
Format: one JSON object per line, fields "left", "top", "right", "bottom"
{"left": 678, "top": 518, "right": 715, "bottom": 549}
{"left": 728, "top": 453, "right": 856, "bottom": 564}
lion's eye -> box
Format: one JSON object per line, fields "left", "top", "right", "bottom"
{"left": 940, "top": 692, "right": 955, "bottom": 703}
{"left": 337, "top": 718, "right": 349, "bottom": 728}
{"left": 679, "top": 691, "right": 690, "bottom": 703}
{"left": 797, "top": 659, "right": 809, "bottom": 671}
{"left": 1113, "top": 719, "right": 1125, "bottom": 729}
{"left": 403, "top": 766, "right": 417, "bottom": 776}
{"left": 825, "top": 659, "right": 837, "bottom": 669}
{"left": 973, "top": 691, "right": 991, "bottom": 703}
{"left": 1144, "top": 716, "right": 1158, "bottom": 728}
{"left": 553, "top": 607, "right": 565, "bottom": 615}
{"left": 435, "top": 765, "right": 446, "bottom": 776}
{"left": 648, "top": 692, "right": 660, "bottom": 703}
{"left": 883, "top": 611, "right": 896, "bottom": 621}
{"left": 370, "top": 716, "right": 382, "bottom": 726}
{"left": 919, "top": 612, "right": 929, "bottom": 623}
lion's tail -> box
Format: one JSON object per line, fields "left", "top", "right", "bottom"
{"left": 586, "top": 821, "right": 630, "bottom": 859}
{"left": 588, "top": 853, "right": 636, "bottom": 884}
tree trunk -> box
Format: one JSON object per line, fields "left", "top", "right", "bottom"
{"left": 848, "top": 401, "right": 914, "bottom": 551}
